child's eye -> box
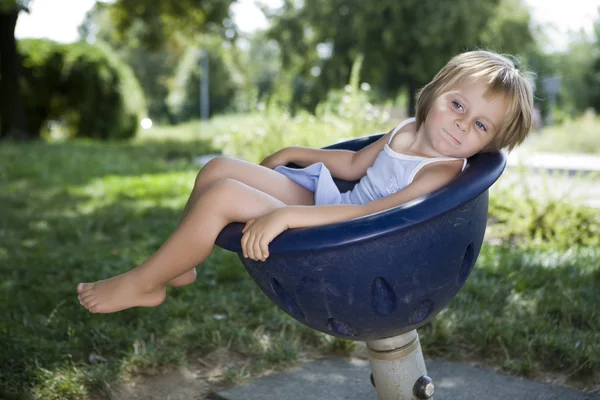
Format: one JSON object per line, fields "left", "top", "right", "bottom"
{"left": 452, "top": 101, "right": 463, "bottom": 111}
{"left": 476, "top": 121, "right": 487, "bottom": 132}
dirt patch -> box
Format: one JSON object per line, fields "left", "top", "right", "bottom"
{"left": 109, "top": 348, "right": 250, "bottom": 400}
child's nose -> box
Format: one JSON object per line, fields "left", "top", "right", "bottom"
{"left": 455, "top": 120, "right": 467, "bottom": 133}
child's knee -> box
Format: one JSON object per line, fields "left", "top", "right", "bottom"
{"left": 196, "top": 156, "right": 230, "bottom": 188}
{"left": 208, "top": 178, "right": 241, "bottom": 198}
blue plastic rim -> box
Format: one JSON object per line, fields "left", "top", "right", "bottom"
{"left": 215, "top": 134, "right": 507, "bottom": 341}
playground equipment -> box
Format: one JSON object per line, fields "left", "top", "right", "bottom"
{"left": 216, "top": 133, "right": 506, "bottom": 399}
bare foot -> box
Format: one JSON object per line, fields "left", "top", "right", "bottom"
{"left": 77, "top": 272, "right": 166, "bottom": 313}
{"left": 166, "top": 268, "right": 197, "bottom": 287}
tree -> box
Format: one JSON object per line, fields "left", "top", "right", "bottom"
{"left": 1, "top": 0, "right": 236, "bottom": 140}
{"left": 584, "top": 13, "right": 600, "bottom": 114}
{"left": 78, "top": 0, "right": 237, "bottom": 122}
{"left": 266, "top": 0, "right": 535, "bottom": 115}
{"left": 0, "top": 0, "right": 31, "bottom": 140}
{"left": 99, "top": 0, "right": 235, "bottom": 50}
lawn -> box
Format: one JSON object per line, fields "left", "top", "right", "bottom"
{"left": 1, "top": 115, "right": 599, "bottom": 399}
{"left": 529, "top": 113, "right": 600, "bottom": 155}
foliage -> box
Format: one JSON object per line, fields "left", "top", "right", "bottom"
{"left": 213, "top": 56, "right": 391, "bottom": 163}
{"left": 554, "top": 35, "right": 597, "bottom": 118}
{"left": 101, "top": 0, "right": 235, "bottom": 50}
{"left": 265, "top": 0, "right": 535, "bottom": 114}
{"left": 527, "top": 113, "right": 600, "bottom": 154}
{"left": 584, "top": 16, "right": 600, "bottom": 114}
{"left": 523, "top": 10, "right": 600, "bottom": 119}
{"left": 0, "top": 0, "right": 30, "bottom": 13}
{"left": 232, "top": 32, "right": 282, "bottom": 110}
{"left": 18, "top": 39, "right": 146, "bottom": 140}
{"left": 479, "top": 0, "right": 534, "bottom": 54}
{"left": 79, "top": 3, "right": 184, "bottom": 123}
{"left": 488, "top": 168, "right": 600, "bottom": 249}
{"left": 79, "top": 2, "right": 251, "bottom": 123}
{"left": 166, "top": 40, "right": 238, "bottom": 122}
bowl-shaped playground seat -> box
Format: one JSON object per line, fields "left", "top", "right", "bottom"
{"left": 215, "top": 134, "right": 506, "bottom": 342}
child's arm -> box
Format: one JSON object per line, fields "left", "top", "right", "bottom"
{"left": 261, "top": 146, "right": 357, "bottom": 180}
{"left": 261, "top": 129, "right": 395, "bottom": 181}
{"left": 242, "top": 161, "right": 462, "bottom": 260}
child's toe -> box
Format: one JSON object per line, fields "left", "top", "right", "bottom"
{"left": 79, "top": 293, "right": 94, "bottom": 303}
{"left": 78, "top": 283, "right": 94, "bottom": 293}
{"left": 82, "top": 295, "right": 96, "bottom": 307}
{"left": 88, "top": 304, "right": 100, "bottom": 313}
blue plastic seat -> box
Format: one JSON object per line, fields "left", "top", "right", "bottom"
{"left": 215, "top": 134, "right": 506, "bottom": 341}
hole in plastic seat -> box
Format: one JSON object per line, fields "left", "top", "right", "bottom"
{"left": 457, "top": 242, "right": 475, "bottom": 286}
{"left": 371, "top": 277, "right": 397, "bottom": 316}
{"left": 409, "top": 299, "right": 434, "bottom": 325}
{"left": 327, "top": 318, "right": 359, "bottom": 337}
{"left": 269, "top": 278, "right": 305, "bottom": 321}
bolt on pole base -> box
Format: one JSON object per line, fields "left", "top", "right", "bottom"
{"left": 366, "top": 330, "right": 435, "bottom": 400}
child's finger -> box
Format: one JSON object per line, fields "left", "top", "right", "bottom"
{"left": 246, "top": 233, "right": 257, "bottom": 260}
{"left": 259, "top": 238, "right": 269, "bottom": 260}
{"left": 253, "top": 234, "right": 263, "bottom": 261}
{"left": 240, "top": 232, "right": 249, "bottom": 258}
{"left": 242, "top": 219, "right": 255, "bottom": 234}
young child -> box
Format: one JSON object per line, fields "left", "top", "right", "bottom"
{"left": 77, "top": 50, "right": 533, "bottom": 314}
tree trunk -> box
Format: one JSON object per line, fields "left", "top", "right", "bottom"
{"left": 0, "top": 10, "right": 31, "bottom": 140}
{"left": 407, "top": 79, "right": 417, "bottom": 117}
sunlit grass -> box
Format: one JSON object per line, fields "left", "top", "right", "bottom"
{"left": 531, "top": 113, "right": 600, "bottom": 154}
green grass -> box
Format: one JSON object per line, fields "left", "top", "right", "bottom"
{"left": 530, "top": 113, "right": 600, "bottom": 154}
{"left": 0, "top": 132, "right": 345, "bottom": 400}
{"left": 1, "top": 117, "right": 599, "bottom": 398}
{"left": 423, "top": 245, "right": 599, "bottom": 383}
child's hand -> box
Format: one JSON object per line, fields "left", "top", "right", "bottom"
{"left": 260, "top": 149, "right": 290, "bottom": 169}
{"left": 241, "top": 209, "right": 289, "bottom": 261}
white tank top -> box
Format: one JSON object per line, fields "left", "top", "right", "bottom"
{"left": 340, "top": 118, "right": 467, "bottom": 205}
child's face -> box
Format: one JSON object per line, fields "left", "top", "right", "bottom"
{"left": 424, "top": 80, "right": 508, "bottom": 158}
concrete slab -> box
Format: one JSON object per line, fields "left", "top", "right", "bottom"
{"left": 507, "top": 151, "right": 600, "bottom": 174}
{"left": 209, "top": 358, "right": 600, "bottom": 400}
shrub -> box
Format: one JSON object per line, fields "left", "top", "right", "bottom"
{"left": 19, "top": 39, "right": 146, "bottom": 140}
{"left": 488, "top": 171, "right": 600, "bottom": 249}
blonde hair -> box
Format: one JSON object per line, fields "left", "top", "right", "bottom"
{"left": 415, "top": 50, "right": 534, "bottom": 152}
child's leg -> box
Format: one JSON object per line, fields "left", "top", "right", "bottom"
{"left": 167, "top": 156, "right": 314, "bottom": 287}
{"left": 77, "top": 178, "right": 293, "bottom": 313}
{"left": 181, "top": 156, "right": 314, "bottom": 220}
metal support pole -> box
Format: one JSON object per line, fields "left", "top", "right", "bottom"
{"left": 366, "top": 330, "right": 434, "bottom": 400}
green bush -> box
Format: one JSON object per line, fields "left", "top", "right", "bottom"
{"left": 19, "top": 39, "right": 146, "bottom": 140}
{"left": 488, "top": 173, "right": 600, "bottom": 249}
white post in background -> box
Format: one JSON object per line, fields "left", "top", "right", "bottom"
{"left": 366, "top": 330, "right": 435, "bottom": 400}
